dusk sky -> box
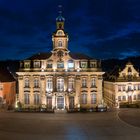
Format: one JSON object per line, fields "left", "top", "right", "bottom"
{"left": 0, "top": 0, "right": 140, "bottom": 60}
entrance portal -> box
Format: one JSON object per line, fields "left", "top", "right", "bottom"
{"left": 57, "top": 96, "right": 64, "bottom": 109}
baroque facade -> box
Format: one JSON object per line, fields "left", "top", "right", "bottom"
{"left": 104, "top": 62, "right": 140, "bottom": 108}
{"left": 16, "top": 14, "right": 104, "bottom": 110}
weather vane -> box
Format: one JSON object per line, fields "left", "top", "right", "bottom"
{"left": 58, "top": 5, "right": 62, "bottom": 15}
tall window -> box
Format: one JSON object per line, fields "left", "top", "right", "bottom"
{"left": 82, "top": 78, "right": 87, "bottom": 87}
{"left": 25, "top": 78, "right": 30, "bottom": 88}
{"left": 91, "top": 78, "right": 96, "bottom": 87}
{"left": 128, "top": 86, "right": 132, "bottom": 91}
{"left": 24, "top": 93, "right": 30, "bottom": 104}
{"left": 57, "top": 78, "right": 64, "bottom": 92}
{"left": 138, "top": 94, "right": 140, "bottom": 100}
{"left": 118, "top": 86, "right": 121, "bottom": 92}
{"left": 46, "top": 78, "right": 53, "bottom": 92}
{"left": 34, "top": 78, "right": 39, "bottom": 88}
{"left": 68, "top": 60, "right": 74, "bottom": 69}
{"left": 81, "top": 93, "right": 87, "bottom": 104}
{"left": 58, "top": 40, "right": 62, "bottom": 47}
{"left": 68, "top": 78, "right": 75, "bottom": 92}
{"left": 133, "top": 95, "right": 136, "bottom": 100}
{"left": 122, "top": 86, "right": 125, "bottom": 91}
{"left": 118, "top": 96, "right": 121, "bottom": 101}
{"left": 57, "top": 61, "right": 64, "bottom": 68}
{"left": 138, "top": 84, "right": 140, "bottom": 90}
{"left": 91, "top": 93, "right": 96, "bottom": 104}
{"left": 122, "top": 96, "right": 126, "bottom": 101}
{"left": 34, "top": 93, "right": 40, "bottom": 105}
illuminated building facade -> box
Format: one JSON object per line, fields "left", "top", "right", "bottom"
{"left": 16, "top": 14, "right": 104, "bottom": 110}
{"left": 0, "top": 68, "right": 16, "bottom": 108}
{"left": 104, "top": 62, "right": 140, "bottom": 108}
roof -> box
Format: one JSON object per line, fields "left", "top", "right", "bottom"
{"left": 69, "top": 53, "right": 93, "bottom": 60}
{"left": 0, "top": 67, "right": 15, "bottom": 82}
{"left": 26, "top": 52, "right": 52, "bottom": 60}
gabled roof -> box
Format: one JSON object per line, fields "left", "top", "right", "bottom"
{"left": 26, "top": 52, "right": 52, "bottom": 60}
{"left": 0, "top": 67, "right": 15, "bottom": 82}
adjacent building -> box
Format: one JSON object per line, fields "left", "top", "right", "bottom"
{"left": 0, "top": 67, "right": 16, "bottom": 108}
{"left": 104, "top": 62, "right": 140, "bottom": 108}
{"left": 16, "top": 14, "right": 105, "bottom": 110}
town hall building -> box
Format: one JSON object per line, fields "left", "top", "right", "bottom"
{"left": 16, "top": 13, "right": 105, "bottom": 111}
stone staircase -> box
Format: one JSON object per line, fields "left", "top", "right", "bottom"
{"left": 54, "top": 109, "right": 67, "bottom": 113}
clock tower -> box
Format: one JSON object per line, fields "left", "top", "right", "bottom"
{"left": 52, "top": 12, "right": 69, "bottom": 52}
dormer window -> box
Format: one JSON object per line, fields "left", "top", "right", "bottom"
{"left": 34, "top": 61, "right": 40, "bottom": 68}
{"left": 58, "top": 40, "right": 63, "bottom": 47}
{"left": 24, "top": 62, "right": 30, "bottom": 68}
{"left": 57, "top": 61, "right": 64, "bottom": 68}
{"left": 90, "top": 62, "right": 96, "bottom": 68}
{"left": 80, "top": 61, "right": 87, "bottom": 68}
{"left": 68, "top": 60, "right": 74, "bottom": 69}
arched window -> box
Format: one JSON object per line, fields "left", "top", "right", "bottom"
{"left": 46, "top": 78, "right": 53, "bottom": 92}
{"left": 58, "top": 40, "right": 63, "bottom": 47}
{"left": 34, "top": 78, "right": 39, "bottom": 88}
{"left": 81, "top": 93, "right": 87, "bottom": 104}
{"left": 24, "top": 93, "right": 30, "bottom": 104}
{"left": 57, "top": 78, "right": 64, "bottom": 92}
{"left": 68, "top": 78, "right": 75, "bottom": 92}
{"left": 91, "top": 93, "right": 97, "bottom": 104}
{"left": 25, "top": 78, "right": 30, "bottom": 88}
{"left": 34, "top": 93, "right": 40, "bottom": 105}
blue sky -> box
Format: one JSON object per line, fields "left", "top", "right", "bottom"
{"left": 0, "top": 0, "right": 140, "bottom": 60}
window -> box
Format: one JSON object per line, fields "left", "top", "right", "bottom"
{"left": 68, "top": 78, "right": 75, "bottom": 92}
{"left": 57, "top": 78, "right": 64, "bottom": 92}
{"left": 34, "top": 78, "right": 39, "bottom": 88}
{"left": 46, "top": 78, "right": 53, "bottom": 92}
{"left": 82, "top": 78, "right": 87, "bottom": 87}
{"left": 122, "top": 86, "right": 125, "bottom": 91}
{"left": 138, "top": 94, "right": 140, "bottom": 100}
{"left": 122, "top": 96, "right": 126, "bottom": 101}
{"left": 91, "top": 93, "right": 96, "bottom": 104}
{"left": 24, "top": 93, "right": 30, "bottom": 104}
{"left": 133, "top": 95, "right": 136, "bottom": 100}
{"left": 91, "top": 78, "right": 96, "bottom": 87}
{"left": 47, "top": 63, "right": 52, "bottom": 68}
{"left": 138, "top": 85, "right": 140, "bottom": 90}
{"left": 25, "top": 78, "right": 30, "bottom": 88}
{"left": 68, "top": 60, "right": 74, "bottom": 68}
{"left": 134, "top": 85, "right": 137, "bottom": 90}
{"left": 0, "top": 85, "right": 3, "bottom": 91}
{"left": 81, "top": 93, "right": 87, "bottom": 104}
{"left": 58, "top": 40, "right": 63, "bottom": 47}
{"left": 118, "top": 96, "right": 121, "bottom": 101}
{"left": 24, "top": 62, "right": 30, "bottom": 68}
{"left": 90, "top": 62, "right": 96, "bottom": 68}
{"left": 57, "top": 61, "right": 64, "bottom": 68}
{"left": 128, "top": 86, "right": 132, "bottom": 91}
{"left": 80, "top": 62, "right": 87, "bottom": 68}
{"left": 118, "top": 86, "right": 121, "bottom": 92}
{"left": 34, "top": 61, "right": 40, "bottom": 68}
{"left": 34, "top": 93, "right": 40, "bottom": 105}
